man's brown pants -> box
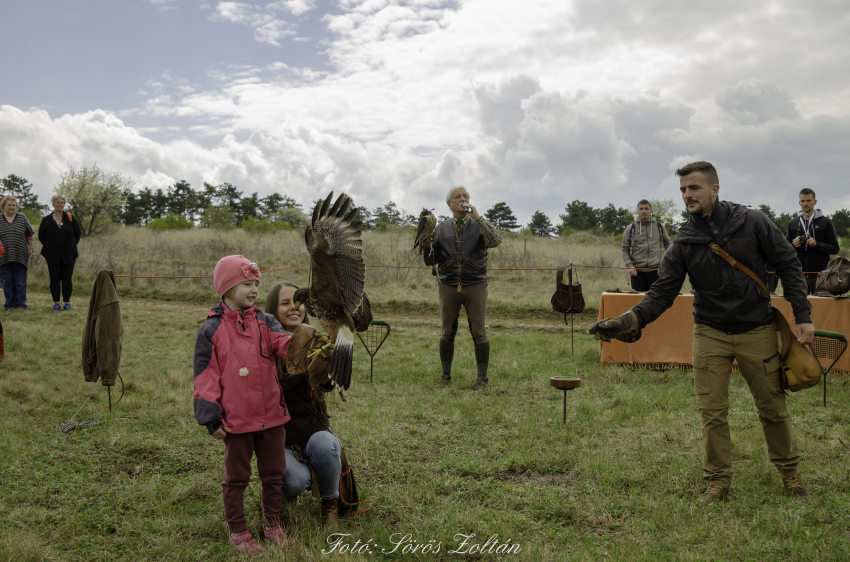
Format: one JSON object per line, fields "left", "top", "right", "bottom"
{"left": 438, "top": 280, "right": 488, "bottom": 344}
{"left": 692, "top": 324, "right": 801, "bottom": 489}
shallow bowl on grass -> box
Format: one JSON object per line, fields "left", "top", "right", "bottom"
{"left": 550, "top": 376, "right": 581, "bottom": 390}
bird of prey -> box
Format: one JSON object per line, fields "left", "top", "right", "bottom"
{"left": 413, "top": 208, "right": 436, "bottom": 254}
{"left": 293, "top": 192, "right": 372, "bottom": 390}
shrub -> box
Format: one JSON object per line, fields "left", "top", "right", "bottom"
{"left": 21, "top": 208, "right": 42, "bottom": 226}
{"left": 147, "top": 212, "right": 194, "bottom": 231}
{"left": 201, "top": 205, "right": 235, "bottom": 230}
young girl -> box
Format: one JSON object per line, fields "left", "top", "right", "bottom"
{"left": 193, "top": 255, "right": 293, "bottom": 554}
{"left": 265, "top": 281, "right": 344, "bottom": 528}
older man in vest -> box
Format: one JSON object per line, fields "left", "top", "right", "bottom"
{"left": 422, "top": 186, "right": 502, "bottom": 390}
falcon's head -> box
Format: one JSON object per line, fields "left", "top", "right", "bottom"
{"left": 292, "top": 287, "right": 314, "bottom": 315}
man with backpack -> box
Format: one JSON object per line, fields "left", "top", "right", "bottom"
{"left": 620, "top": 199, "right": 672, "bottom": 291}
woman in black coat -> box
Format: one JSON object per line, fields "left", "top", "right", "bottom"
{"left": 38, "top": 195, "right": 82, "bottom": 311}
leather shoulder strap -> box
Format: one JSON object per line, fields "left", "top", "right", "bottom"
{"left": 707, "top": 241, "right": 769, "bottom": 296}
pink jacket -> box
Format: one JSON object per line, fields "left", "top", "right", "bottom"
{"left": 193, "top": 303, "right": 292, "bottom": 434}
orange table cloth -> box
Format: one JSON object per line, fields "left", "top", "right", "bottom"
{"left": 598, "top": 293, "right": 850, "bottom": 374}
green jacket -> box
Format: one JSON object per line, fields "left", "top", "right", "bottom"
{"left": 82, "top": 270, "right": 123, "bottom": 386}
{"left": 620, "top": 220, "right": 671, "bottom": 269}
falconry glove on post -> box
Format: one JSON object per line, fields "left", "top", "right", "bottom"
{"left": 589, "top": 310, "right": 642, "bottom": 343}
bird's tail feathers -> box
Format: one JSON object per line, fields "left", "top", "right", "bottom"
{"left": 331, "top": 326, "right": 354, "bottom": 390}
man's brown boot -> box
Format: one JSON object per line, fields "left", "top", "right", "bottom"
{"left": 321, "top": 498, "right": 339, "bottom": 529}
{"left": 436, "top": 374, "right": 451, "bottom": 388}
{"left": 472, "top": 377, "right": 489, "bottom": 391}
{"left": 699, "top": 484, "right": 728, "bottom": 504}
{"left": 783, "top": 473, "right": 809, "bottom": 500}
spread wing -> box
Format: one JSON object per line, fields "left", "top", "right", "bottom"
{"left": 352, "top": 292, "right": 373, "bottom": 332}
{"left": 304, "top": 192, "right": 365, "bottom": 319}
{"left": 413, "top": 208, "right": 436, "bottom": 253}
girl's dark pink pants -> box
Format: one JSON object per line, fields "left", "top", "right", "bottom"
{"left": 222, "top": 424, "right": 286, "bottom": 534}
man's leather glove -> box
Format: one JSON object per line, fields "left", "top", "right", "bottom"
{"left": 589, "top": 310, "right": 642, "bottom": 343}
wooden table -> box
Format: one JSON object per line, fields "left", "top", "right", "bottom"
{"left": 598, "top": 293, "right": 850, "bottom": 374}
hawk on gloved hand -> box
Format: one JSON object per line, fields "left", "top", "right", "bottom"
{"left": 293, "top": 192, "right": 372, "bottom": 390}
{"left": 413, "top": 208, "right": 436, "bottom": 254}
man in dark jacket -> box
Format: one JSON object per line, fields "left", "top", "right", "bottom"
{"left": 422, "top": 186, "right": 502, "bottom": 391}
{"left": 786, "top": 188, "right": 839, "bottom": 294}
{"left": 590, "top": 161, "right": 814, "bottom": 503}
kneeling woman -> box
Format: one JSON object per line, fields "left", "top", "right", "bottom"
{"left": 266, "top": 281, "right": 342, "bottom": 528}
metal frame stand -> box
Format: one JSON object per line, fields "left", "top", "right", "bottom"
{"left": 356, "top": 321, "right": 392, "bottom": 381}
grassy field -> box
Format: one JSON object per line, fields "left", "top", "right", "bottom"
{"left": 1, "top": 287, "right": 850, "bottom": 561}
{"left": 24, "top": 226, "right": 672, "bottom": 313}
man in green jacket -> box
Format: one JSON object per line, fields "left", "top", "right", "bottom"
{"left": 620, "top": 199, "right": 672, "bottom": 291}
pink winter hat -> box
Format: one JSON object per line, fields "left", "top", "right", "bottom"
{"left": 213, "top": 255, "right": 261, "bottom": 297}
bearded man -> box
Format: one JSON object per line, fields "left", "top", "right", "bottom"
{"left": 422, "top": 186, "right": 502, "bottom": 391}
{"left": 591, "top": 161, "right": 814, "bottom": 503}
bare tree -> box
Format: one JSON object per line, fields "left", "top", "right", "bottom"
{"left": 55, "top": 164, "right": 130, "bottom": 236}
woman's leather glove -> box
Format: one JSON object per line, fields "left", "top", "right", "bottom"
{"left": 589, "top": 310, "right": 642, "bottom": 343}
{"left": 286, "top": 324, "right": 332, "bottom": 385}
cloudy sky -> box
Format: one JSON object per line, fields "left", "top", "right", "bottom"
{"left": 2, "top": 0, "right": 849, "bottom": 224}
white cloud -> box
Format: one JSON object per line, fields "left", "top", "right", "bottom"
{"left": 270, "top": 0, "right": 317, "bottom": 16}
{"left": 210, "top": 2, "right": 298, "bottom": 46}
{"left": 5, "top": 0, "right": 850, "bottom": 224}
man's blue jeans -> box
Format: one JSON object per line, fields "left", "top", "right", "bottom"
{"left": 282, "top": 430, "right": 341, "bottom": 500}
{"left": 0, "top": 263, "right": 28, "bottom": 310}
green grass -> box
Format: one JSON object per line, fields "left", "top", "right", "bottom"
{"left": 25, "top": 225, "right": 647, "bottom": 312}
{"left": 1, "top": 291, "right": 850, "bottom": 561}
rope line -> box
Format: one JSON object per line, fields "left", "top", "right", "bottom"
{"left": 107, "top": 262, "right": 821, "bottom": 279}
{"left": 55, "top": 387, "right": 102, "bottom": 434}
{"left": 113, "top": 262, "right": 311, "bottom": 279}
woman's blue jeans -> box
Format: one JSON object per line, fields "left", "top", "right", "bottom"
{"left": 0, "top": 263, "right": 28, "bottom": 310}
{"left": 282, "top": 430, "right": 341, "bottom": 500}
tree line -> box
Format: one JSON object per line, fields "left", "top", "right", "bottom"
{"left": 3, "top": 168, "right": 850, "bottom": 240}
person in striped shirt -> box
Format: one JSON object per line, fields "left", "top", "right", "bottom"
{"left": 0, "top": 196, "right": 35, "bottom": 310}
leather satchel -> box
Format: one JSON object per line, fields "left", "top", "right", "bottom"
{"left": 815, "top": 257, "right": 850, "bottom": 296}
{"left": 551, "top": 265, "right": 585, "bottom": 314}
{"left": 707, "top": 242, "right": 822, "bottom": 392}
{"left": 337, "top": 448, "right": 361, "bottom": 515}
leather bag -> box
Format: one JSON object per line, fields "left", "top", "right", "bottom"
{"left": 773, "top": 308, "right": 822, "bottom": 392}
{"left": 337, "top": 448, "right": 360, "bottom": 515}
{"left": 551, "top": 265, "right": 585, "bottom": 314}
{"left": 707, "top": 242, "right": 822, "bottom": 392}
{"left": 815, "top": 257, "right": 850, "bottom": 296}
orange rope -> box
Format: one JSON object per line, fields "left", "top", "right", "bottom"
{"left": 108, "top": 262, "right": 822, "bottom": 278}
{"left": 113, "top": 262, "right": 311, "bottom": 279}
